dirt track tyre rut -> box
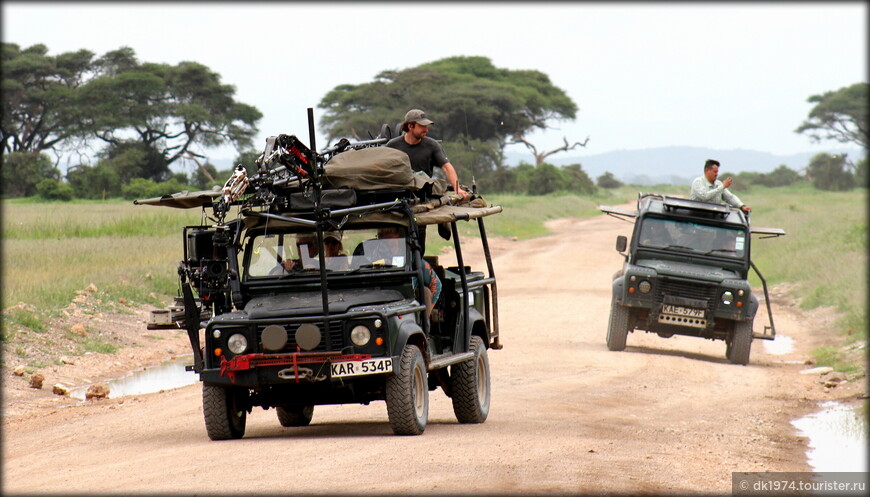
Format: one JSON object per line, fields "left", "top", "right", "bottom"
{"left": 202, "top": 383, "right": 247, "bottom": 440}
{"left": 727, "top": 320, "right": 753, "bottom": 365}
{"left": 606, "top": 299, "right": 630, "bottom": 351}
{"left": 277, "top": 405, "right": 314, "bottom": 427}
{"left": 385, "top": 344, "right": 428, "bottom": 435}
{"left": 451, "top": 336, "right": 491, "bottom": 424}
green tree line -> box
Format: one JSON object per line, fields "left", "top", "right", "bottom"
{"left": 2, "top": 44, "right": 865, "bottom": 200}
{"left": 2, "top": 43, "right": 261, "bottom": 199}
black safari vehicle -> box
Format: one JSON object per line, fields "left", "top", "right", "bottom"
{"left": 600, "top": 194, "right": 784, "bottom": 365}
{"left": 137, "top": 117, "right": 502, "bottom": 439}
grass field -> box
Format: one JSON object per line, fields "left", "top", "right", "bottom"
{"left": 3, "top": 184, "right": 866, "bottom": 355}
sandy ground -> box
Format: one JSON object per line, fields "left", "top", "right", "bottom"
{"left": 2, "top": 212, "right": 866, "bottom": 494}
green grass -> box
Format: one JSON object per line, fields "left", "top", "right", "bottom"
{"left": 740, "top": 184, "right": 866, "bottom": 341}
{"left": 811, "top": 346, "right": 861, "bottom": 375}
{"left": 77, "top": 338, "right": 119, "bottom": 355}
{"left": 3, "top": 200, "right": 201, "bottom": 312}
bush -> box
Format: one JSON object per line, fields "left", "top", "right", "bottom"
{"left": 761, "top": 165, "right": 803, "bottom": 187}
{"left": 99, "top": 141, "right": 170, "bottom": 182}
{"left": 597, "top": 171, "right": 623, "bottom": 189}
{"left": 853, "top": 157, "right": 868, "bottom": 188}
{"left": 66, "top": 163, "right": 122, "bottom": 199}
{"left": 527, "top": 163, "right": 564, "bottom": 195}
{"left": 121, "top": 177, "right": 192, "bottom": 200}
{"left": 562, "top": 164, "right": 597, "bottom": 195}
{"left": 1, "top": 151, "right": 60, "bottom": 197}
{"left": 477, "top": 167, "right": 517, "bottom": 193}
{"left": 807, "top": 153, "right": 854, "bottom": 191}
{"left": 35, "top": 178, "right": 74, "bottom": 201}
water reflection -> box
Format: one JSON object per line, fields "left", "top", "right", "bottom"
{"left": 70, "top": 355, "right": 197, "bottom": 400}
{"left": 792, "top": 401, "right": 867, "bottom": 472}
{"left": 762, "top": 334, "right": 794, "bottom": 355}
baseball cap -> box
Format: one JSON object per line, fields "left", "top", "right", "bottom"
{"left": 403, "top": 109, "right": 434, "bottom": 127}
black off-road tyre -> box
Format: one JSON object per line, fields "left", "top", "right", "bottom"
{"left": 606, "top": 299, "right": 630, "bottom": 351}
{"left": 727, "top": 320, "right": 753, "bottom": 365}
{"left": 451, "top": 336, "right": 491, "bottom": 424}
{"left": 202, "top": 383, "right": 247, "bottom": 440}
{"left": 276, "top": 405, "right": 314, "bottom": 427}
{"left": 385, "top": 344, "right": 428, "bottom": 435}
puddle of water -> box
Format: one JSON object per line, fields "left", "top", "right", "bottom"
{"left": 762, "top": 334, "right": 794, "bottom": 355}
{"left": 791, "top": 401, "right": 867, "bottom": 472}
{"left": 70, "top": 355, "right": 198, "bottom": 400}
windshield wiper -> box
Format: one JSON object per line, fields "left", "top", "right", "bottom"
{"left": 663, "top": 244, "right": 696, "bottom": 252}
{"left": 705, "top": 248, "right": 738, "bottom": 255}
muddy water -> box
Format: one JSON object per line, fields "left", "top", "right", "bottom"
{"left": 792, "top": 401, "right": 867, "bottom": 473}
{"left": 761, "top": 334, "right": 795, "bottom": 355}
{"left": 69, "top": 355, "right": 197, "bottom": 400}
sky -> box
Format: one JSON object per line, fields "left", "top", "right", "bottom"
{"left": 3, "top": 2, "right": 867, "bottom": 166}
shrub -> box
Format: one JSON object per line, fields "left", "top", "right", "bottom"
{"left": 807, "top": 153, "right": 854, "bottom": 191}
{"left": 597, "top": 171, "right": 623, "bottom": 189}
{"left": 1, "top": 151, "right": 60, "bottom": 197}
{"left": 527, "top": 163, "right": 564, "bottom": 195}
{"left": 35, "top": 178, "right": 75, "bottom": 201}
{"left": 562, "top": 164, "right": 597, "bottom": 195}
{"left": 121, "top": 177, "right": 192, "bottom": 200}
{"left": 66, "top": 163, "right": 122, "bottom": 199}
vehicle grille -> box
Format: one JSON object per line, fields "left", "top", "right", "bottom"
{"left": 259, "top": 320, "right": 345, "bottom": 354}
{"left": 655, "top": 279, "right": 718, "bottom": 311}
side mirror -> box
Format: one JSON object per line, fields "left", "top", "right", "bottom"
{"left": 616, "top": 235, "right": 627, "bottom": 253}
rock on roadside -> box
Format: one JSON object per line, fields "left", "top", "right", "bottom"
{"left": 85, "top": 383, "right": 110, "bottom": 400}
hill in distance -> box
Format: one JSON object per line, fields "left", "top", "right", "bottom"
{"left": 504, "top": 146, "right": 865, "bottom": 185}
{"left": 206, "top": 145, "right": 864, "bottom": 187}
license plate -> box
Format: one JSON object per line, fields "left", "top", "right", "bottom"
{"left": 662, "top": 304, "right": 705, "bottom": 318}
{"left": 331, "top": 357, "right": 393, "bottom": 378}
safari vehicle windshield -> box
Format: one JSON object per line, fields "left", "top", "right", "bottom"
{"left": 245, "top": 226, "right": 411, "bottom": 278}
{"left": 637, "top": 217, "right": 746, "bottom": 259}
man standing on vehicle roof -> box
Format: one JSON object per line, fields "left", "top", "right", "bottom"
{"left": 386, "top": 109, "right": 467, "bottom": 200}
{"left": 690, "top": 159, "right": 751, "bottom": 213}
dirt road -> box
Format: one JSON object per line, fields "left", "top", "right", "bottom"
{"left": 2, "top": 212, "right": 861, "bottom": 494}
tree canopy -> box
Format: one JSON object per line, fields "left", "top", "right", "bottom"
{"left": 318, "top": 56, "right": 580, "bottom": 175}
{"left": 80, "top": 47, "right": 263, "bottom": 166}
{"left": 796, "top": 82, "right": 868, "bottom": 149}
{"left": 1, "top": 43, "right": 95, "bottom": 156}
{"left": 2, "top": 43, "right": 262, "bottom": 166}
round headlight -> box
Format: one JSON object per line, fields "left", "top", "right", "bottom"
{"left": 722, "top": 291, "right": 734, "bottom": 305}
{"left": 350, "top": 325, "right": 371, "bottom": 347}
{"left": 227, "top": 333, "right": 248, "bottom": 354}
{"left": 638, "top": 280, "right": 652, "bottom": 293}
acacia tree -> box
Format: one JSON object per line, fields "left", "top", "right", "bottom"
{"left": 318, "top": 56, "right": 583, "bottom": 177}
{"left": 796, "top": 82, "right": 868, "bottom": 149}
{"left": 81, "top": 47, "right": 262, "bottom": 167}
{"left": 1, "top": 43, "right": 95, "bottom": 156}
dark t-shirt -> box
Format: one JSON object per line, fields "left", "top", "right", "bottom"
{"left": 385, "top": 136, "right": 449, "bottom": 176}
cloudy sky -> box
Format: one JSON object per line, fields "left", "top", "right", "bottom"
{"left": 3, "top": 2, "right": 867, "bottom": 164}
